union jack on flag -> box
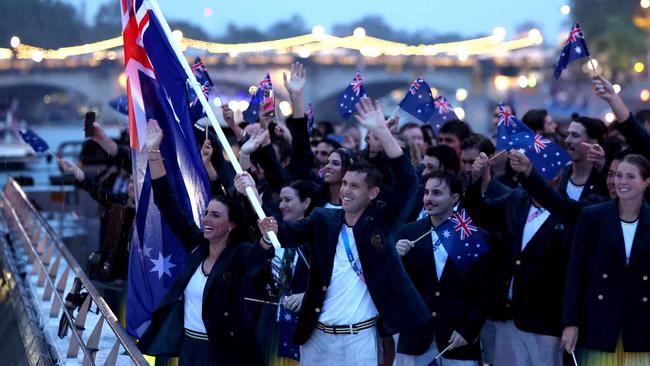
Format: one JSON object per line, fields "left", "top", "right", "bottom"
{"left": 565, "top": 23, "right": 585, "bottom": 44}
{"left": 451, "top": 209, "right": 477, "bottom": 241}
{"left": 337, "top": 71, "right": 367, "bottom": 118}
{"left": 409, "top": 77, "right": 423, "bottom": 95}
{"left": 351, "top": 72, "right": 364, "bottom": 96}
{"left": 434, "top": 96, "right": 452, "bottom": 114}
{"left": 259, "top": 72, "right": 273, "bottom": 90}
{"left": 434, "top": 209, "right": 489, "bottom": 269}
{"left": 191, "top": 58, "right": 206, "bottom": 77}
{"left": 497, "top": 105, "right": 517, "bottom": 127}
{"left": 554, "top": 22, "right": 590, "bottom": 79}
{"left": 533, "top": 134, "right": 550, "bottom": 154}
{"left": 121, "top": 0, "right": 211, "bottom": 337}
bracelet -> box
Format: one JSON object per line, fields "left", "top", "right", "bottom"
{"left": 148, "top": 158, "right": 160, "bottom": 162}
{"left": 262, "top": 236, "right": 272, "bottom": 244}
{"left": 147, "top": 149, "right": 161, "bottom": 154}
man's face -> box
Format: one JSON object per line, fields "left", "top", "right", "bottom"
{"left": 340, "top": 171, "right": 378, "bottom": 214}
{"left": 314, "top": 142, "right": 334, "bottom": 167}
{"left": 422, "top": 155, "right": 441, "bottom": 177}
{"left": 461, "top": 148, "right": 480, "bottom": 177}
{"left": 423, "top": 178, "right": 458, "bottom": 219}
{"left": 402, "top": 126, "right": 426, "bottom": 156}
{"left": 564, "top": 122, "right": 590, "bottom": 161}
{"left": 438, "top": 133, "right": 462, "bottom": 157}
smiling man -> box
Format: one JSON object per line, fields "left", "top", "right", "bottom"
{"left": 258, "top": 97, "right": 430, "bottom": 366}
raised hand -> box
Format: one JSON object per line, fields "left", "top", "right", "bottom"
{"left": 145, "top": 119, "right": 163, "bottom": 150}
{"left": 354, "top": 97, "right": 388, "bottom": 132}
{"left": 283, "top": 62, "right": 307, "bottom": 95}
{"left": 396, "top": 239, "right": 414, "bottom": 257}
{"left": 582, "top": 142, "right": 606, "bottom": 171}
{"left": 234, "top": 172, "right": 256, "bottom": 195}
{"left": 508, "top": 149, "right": 533, "bottom": 177}
{"left": 58, "top": 158, "right": 85, "bottom": 182}
{"left": 200, "top": 139, "right": 213, "bottom": 163}
{"left": 222, "top": 105, "right": 236, "bottom": 127}
{"left": 592, "top": 74, "right": 616, "bottom": 102}
{"left": 471, "top": 152, "right": 490, "bottom": 183}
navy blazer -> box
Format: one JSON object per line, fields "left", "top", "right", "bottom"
{"left": 137, "top": 176, "right": 274, "bottom": 365}
{"left": 559, "top": 163, "right": 608, "bottom": 201}
{"left": 396, "top": 218, "right": 488, "bottom": 360}
{"left": 563, "top": 200, "right": 650, "bottom": 352}
{"left": 464, "top": 182, "right": 572, "bottom": 336}
{"left": 277, "top": 153, "right": 431, "bottom": 344}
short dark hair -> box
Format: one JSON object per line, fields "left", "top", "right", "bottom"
{"left": 522, "top": 109, "right": 548, "bottom": 132}
{"left": 621, "top": 154, "right": 650, "bottom": 180}
{"left": 574, "top": 116, "right": 606, "bottom": 144}
{"left": 346, "top": 162, "right": 383, "bottom": 188}
{"left": 317, "top": 138, "right": 341, "bottom": 150}
{"left": 398, "top": 122, "right": 421, "bottom": 134}
{"left": 439, "top": 120, "right": 471, "bottom": 142}
{"left": 461, "top": 133, "right": 495, "bottom": 156}
{"left": 425, "top": 145, "right": 460, "bottom": 174}
{"left": 423, "top": 170, "right": 464, "bottom": 197}
{"left": 331, "top": 148, "right": 357, "bottom": 173}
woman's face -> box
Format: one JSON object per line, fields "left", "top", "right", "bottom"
{"left": 323, "top": 151, "right": 344, "bottom": 184}
{"left": 279, "top": 187, "right": 309, "bottom": 221}
{"left": 614, "top": 161, "right": 650, "bottom": 201}
{"left": 202, "top": 200, "right": 234, "bottom": 242}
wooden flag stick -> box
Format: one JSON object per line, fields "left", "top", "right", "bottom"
{"left": 490, "top": 149, "right": 508, "bottom": 162}
{"left": 390, "top": 105, "right": 400, "bottom": 118}
{"left": 205, "top": 121, "right": 209, "bottom": 141}
{"left": 588, "top": 57, "right": 598, "bottom": 77}
{"left": 571, "top": 352, "right": 579, "bottom": 366}
{"left": 412, "top": 228, "right": 433, "bottom": 245}
{"left": 244, "top": 297, "right": 279, "bottom": 306}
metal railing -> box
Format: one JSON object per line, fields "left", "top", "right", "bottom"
{"left": 1, "top": 177, "right": 148, "bottom": 366}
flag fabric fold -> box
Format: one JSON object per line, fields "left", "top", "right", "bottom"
{"left": 554, "top": 22, "right": 590, "bottom": 79}
{"left": 429, "top": 95, "right": 458, "bottom": 132}
{"left": 18, "top": 129, "right": 49, "bottom": 154}
{"left": 188, "top": 56, "right": 215, "bottom": 123}
{"left": 337, "top": 72, "right": 366, "bottom": 118}
{"left": 433, "top": 209, "right": 489, "bottom": 270}
{"left": 399, "top": 77, "right": 435, "bottom": 123}
{"left": 121, "top": 0, "right": 211, "bottom": 337}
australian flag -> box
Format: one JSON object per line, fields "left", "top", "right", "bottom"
{"left": 337, "top": 72, "right": 366, "bottom": 118}
{"left": 434, "top": 209, "right": 489, "bottom": 269}
{"left": 277, "top": 305, "right": 300, "bottom": 360}
{"left": 429, "top": 95, "right": 458, "bottom": 132}
{"left": 187, "top": 57, "right": 214, "bottom": 123}
{"left": 121, "top": 0, "right": 211, "bottom": 337}
{"left": 554, "top": 23, "right": 590, "bottom": 79}
{"left": 19, "top": 129, "right": 49, "bottom": 154}
{"left": 243, "top": 73, "right": 272, "bottom": 123}
{"left": 399, "top": 77, "right": 435, "bottom": 123}
{"left": 496, "top": 105, "right": 571, "bottom": 180}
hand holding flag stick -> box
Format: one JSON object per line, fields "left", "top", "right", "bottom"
{"left": 145, "top": 0, "right": 281, "bottom": 249}
{"left": 413, "top": 228, "right": 434, "bottom": 245}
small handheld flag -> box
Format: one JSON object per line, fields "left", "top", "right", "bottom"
{"left": 495, "top": 105, "right": 571, "bottom": 179}
{"left": 554, "top": 23, "right": 590, "bottom": 79}
{"left": 243, "top": 73, "right": 273, "bottom": 123}
{"left": 19, "top": 129, "right": 50, "bottom": 154}
{"left": 398, "top": 77, "right": 435, "bottom": 123}
{"left": 434, "top": 209, "right": 489, "bottom": 269}
{"left": 337, "top": 72, "right": 366, "bottom": 118}
{"left": 429, "top": 96, "right": 458, "bottom": 132}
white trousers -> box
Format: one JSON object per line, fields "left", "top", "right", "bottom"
{"left": 493, "top": 320, "right": 563, "bottom": 366}
{"left": 394, "top": 335, "right": 478, "bottom": 366}
{"left": 300, "top": 326, "right": 378, "bottom": 366}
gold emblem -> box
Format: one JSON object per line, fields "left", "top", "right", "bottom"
{"left": 222, "top": 271, "right": 233, "bottom": 283}
{"left": 371, "top": 233, "right": 383, "bottom": 251}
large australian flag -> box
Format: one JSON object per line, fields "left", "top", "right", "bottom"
{"left": 121, "top": 0, "right": 211, "bottom": 337}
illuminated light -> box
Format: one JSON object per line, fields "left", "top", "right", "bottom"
{"left": 212, "top": 97, "right": 223, "bottom": 108}
{"left": 423, "top": 46, "right": 439, "bottom": 56}
{"left": 517, "top": 75, "right": 529, "bottom": 88}
{"left": 455, "top": 88, "right": 468, "bottom": 101}
{"left": 528, "top": 29, "right": 543, "bottom": 45}
{"left": 642, "top": 0, "right": 650, "bottom": 9}
{"left": 297, "top": 48, "right": 310, "bottom": 58}
{"left": 118, "top": 72, "right": 127, "bottom": 89}
{"left": 312, "top": 25, "right": 326, "bottom": 40}
{"left": 634, "top": 62, "right": 645, "bottom": 73}
{"left": 453, "top": 107, "right": 465, "bottom": 120}
{"left": 279, "top": 100, "right": 292, "bottom": 116}
{"left": 228, "top": 101, "right": 240, "bottom": 111}
{"left": 390, "top": 89, "right": 405, "bottom": 101}
{"left": 494, "top": 75, "right": 510, "bottom": 91}
{"left": 238, "top": 100, "right": 250, "bottom": 111}
{"left": 360, "top": 46, "right": 381, "bottom": 57}
{"left": 248, "top": 86, "right": 258, "bottom": 95}
{"left": 641, "top": 89, "right": 650, "bottom": 102}
{"left": 587, "top": 59, "right": 599, "bottom": 71}
{"left": 203, "top": 7, "right": 213, "bottom": 17}
{"left": 613, "top": 84, "right": 621, "bottom": 94}
{"left": 492, "top": 27, "right": 506, "bottom": 42}
{"left": 605, "top": 112, "right": 615, "bottom": 123}
{"left": 10, "top": 36, "right": 20, "bottom": 48}
{"left": 430, "top": 87, "right": 438, "bottom": 97}
{"left": 31, "top": 50, "right": 43, "bottom": 62}
{"left": 353, "top": 27, "right": 366, "bottom": 39}
{"left": 43, "top": 95, "right": 51, "bottom": 104}
{"left": 560, "top": 5, "right": 571, "bottom": 15}
{"left": 528, "top": 75, "right": 538, "bottom": 88}
{"left": 172, "top": 29, "right": 183, "bottom": 43}
{"left": 456, "top": 47, "right": 469, "bottom": 61}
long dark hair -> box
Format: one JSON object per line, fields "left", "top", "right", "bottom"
{"left": 209, "top": 195, "right": 255, "bottom": 245}
{"left": 287, "top": 180, "right": 321, "bottom": 216}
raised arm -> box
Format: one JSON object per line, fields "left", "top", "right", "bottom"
{"left": 284, "top": 61, "right": 306, "bottom": 119}
{"left": 59, "top": 158, "right": 129, "bottom": 208}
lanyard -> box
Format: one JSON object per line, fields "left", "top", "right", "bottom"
{"left": 340, "top": 225, "right": 365, "bottom": 282}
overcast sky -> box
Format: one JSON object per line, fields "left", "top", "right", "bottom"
{"left": 69, "top": 0, "right": 572, "bottom": 43}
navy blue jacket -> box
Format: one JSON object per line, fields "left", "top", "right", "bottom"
{"left": 276, "top": 153, "right": 431, "bottom": 344}
{"left": 563, "top": 200, "right": 650, "bottom": 352}
{"left": 137, "top": 176, "right": 274, "bottom": 365}
{"left": 396, "top": 218, "right": 488, "bottom": 360}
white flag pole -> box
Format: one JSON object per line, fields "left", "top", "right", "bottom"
{"left": 145, "top": 0, "right": 281, "bottom": 249}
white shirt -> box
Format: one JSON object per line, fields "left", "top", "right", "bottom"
{"left": 184, "top": 263, "right": 208, "bottom": 333}
{"left": 508, "top": 205, "right": 550, "bottom": 300}
{"left": 319, "top": 225, "right": 378, "bottom": 325}
{"left": 324, "top": 202, "right": 342, "bottom": 210}
{"left": 431, "top": 230, "right": 448, "bottom": 280}
{"left": 566, "top": 180, "right": 585, "bottom": 201}
{"left": 621, "top": 220, "right": 638, "bottom": 265}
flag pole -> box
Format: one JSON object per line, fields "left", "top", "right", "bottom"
{"left": 145, "top": 0, "right": 281, "bottom": 249}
